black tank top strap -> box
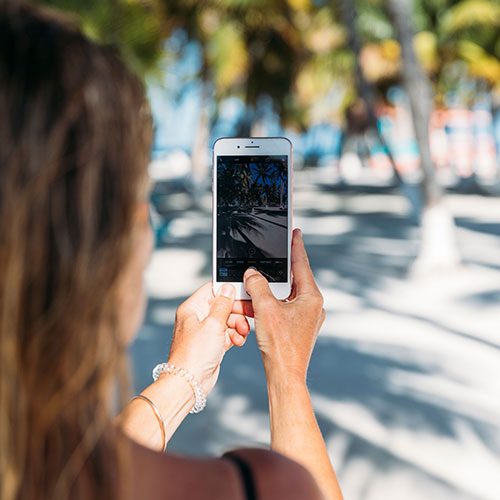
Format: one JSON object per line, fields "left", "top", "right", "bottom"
{"left": 223, "top": 452, "right": 257, "bottom": 500}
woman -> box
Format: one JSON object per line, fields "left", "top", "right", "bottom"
{"left": 0, "top": 2, "right": 343, "bottom": 500}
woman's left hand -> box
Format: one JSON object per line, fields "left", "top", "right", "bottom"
{"left": 167, "top": 282, "right": 253, "bottom": 394}
{"left": 118, "top": 283, "right": 252, "bottom": 450}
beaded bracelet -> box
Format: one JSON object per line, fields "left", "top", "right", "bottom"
{"left": 152, "top": 363, "right": 207, "bottom": 414}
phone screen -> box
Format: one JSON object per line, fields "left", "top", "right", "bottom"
{"left": 216, "top": 155, "right": 288, "bottom": 283}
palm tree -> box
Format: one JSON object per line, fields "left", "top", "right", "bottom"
{"left": 36, "top": 0, "right": 166, "bottom": 77}
{"left": 387, "top": 0, "right": 460, "bottom": 273}
{"left": 337, "top": 0, "right": 400, "bottom": 182}
{"left": 418, "top": 0, "right": 500, "bottom": 99}
{"left": 255, "top": 161, "right": 271, "bottom": 182}
{"left": 272, "top": 160, "right": 287, "bottom": 208}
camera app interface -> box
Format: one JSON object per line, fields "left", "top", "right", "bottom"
{"left": 217, "top": 155, "right": 288, "bottom": 282}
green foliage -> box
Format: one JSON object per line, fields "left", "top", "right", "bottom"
{"left": 36, "top": 0, "right": 166, "bottom": 78}
{"left": 440, "top": 0, "right": 500, "bottom": 33}
{"left": 36, "top": 0, "right": 500, "bottom": 127}
{"left": 356, "top": 2, "right": 393, "bottom": 42}
{"left": 352, "top": 0, "right": 500, "bottom": 98}
{"left": 160, "top": 0, "right": 314, "bottom": 127}
{"left": 206, "top": 21, "right": 248, "bottom": 95}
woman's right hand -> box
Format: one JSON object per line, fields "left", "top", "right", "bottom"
{"left": 243, "top": 228, "right": 325, "bottom": 382}
{"left": 243, "top": 230, "right": 343, "bottom": 500}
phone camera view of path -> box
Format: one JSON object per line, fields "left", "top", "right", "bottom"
{"left": 217, "top": 155, "right": 288, "bottom": 282}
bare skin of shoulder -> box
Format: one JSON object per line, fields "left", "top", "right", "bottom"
{"left": 128, "top": 440, "right": 324, "bottom": 500}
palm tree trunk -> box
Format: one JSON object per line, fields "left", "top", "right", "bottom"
{"left": 340, "top": 0, "right": 373, "bottom": 116}
{"left": 191, "top": 82, "right": 210, "bottom": 177}
{"left": 190, "top": 68, "right": 211, "bottom": 207}
{"left": 339, "top": 0, "right": 400, "bottom": 182}
{"left": 387, "top": 0, "right": 441, "bottom": 205}
{"left": 387, "top": 0, "right": 460, "bottom": 273}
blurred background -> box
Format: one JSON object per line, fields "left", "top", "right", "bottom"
{"left": 37, "top": 1, "right": 500, "bottom": 499}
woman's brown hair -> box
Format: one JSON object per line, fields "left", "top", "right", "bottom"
{"left": 0, "top": 2, "right": 153, "bottom": 499}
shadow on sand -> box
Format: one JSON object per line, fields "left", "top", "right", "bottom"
{"left": 131, "top": 184, "right": 500, "bottom": 500}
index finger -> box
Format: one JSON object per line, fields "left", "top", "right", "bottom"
{"left": 291, "top": 228, "right": 320, "bottom": 296}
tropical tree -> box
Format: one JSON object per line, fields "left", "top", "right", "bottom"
{"left": 36, "top": 0, "right": 166, "bottom": 77}
{"left": 348, "top": 0, "right": 500, "bottom": 107}
{"left": 387, "top": 0, "right": 460, "bottom": 272}
{"left": 334, "top": 0, "right": 500, "bottom": 270}
{"left": 335, "top": 0, "right": 399, "bottom": 180}
{"left": 414, "top": 0, "right": 500, "bottom": 100}
{"left": 37, "top": 0, "right": 500, "bottom": 271}
{"left": 387, "top": 0, "right": 441, "bottom": 205}
{"left": 254, "top": 162, "right": 272, "bottom": 185}
{"left": 157, "top": 0, "right": 306, "bottom": 196}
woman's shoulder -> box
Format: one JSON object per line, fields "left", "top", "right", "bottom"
{"left": 222, "top": 448, "right": 324, "bottom": 500}
{"left": 128, "top": 439, "right": 243, "bottom": 500}
{"left": 128, "top": 440, "right": 323, "bottom": 500}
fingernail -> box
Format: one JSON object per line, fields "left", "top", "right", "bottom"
{"left": 295, "top": 228, "right": 302, "bottom": 237}
{"left": 244, "top": 267, "right": 258, "bottom": 279}
{"left": 220, "top": 284, "right": 234, "bottom": 298}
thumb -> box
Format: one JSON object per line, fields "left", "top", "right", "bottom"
{"left": 244, "top": 268, "right": 276, "bottom": 309}
{"left": 207, "top": 284, "right": 235, "bottom": 331}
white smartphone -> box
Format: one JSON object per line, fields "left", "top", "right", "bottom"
{"left": 212, "top": 137, "right": 293, "bottom": 300}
